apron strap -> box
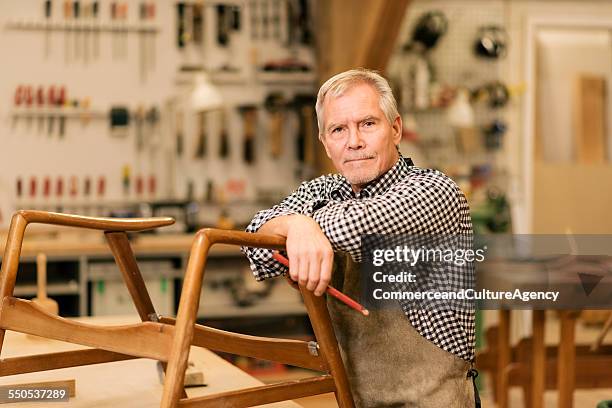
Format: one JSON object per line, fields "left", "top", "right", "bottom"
{"left": 467, "top": 368, "right": 481, "bottom": 408}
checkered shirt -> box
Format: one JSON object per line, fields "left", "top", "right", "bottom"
{"left": 241, "top": 155, "right": 475, "bottom": 362}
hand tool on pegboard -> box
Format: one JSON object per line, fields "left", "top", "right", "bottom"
{"left": 110, "top": 2, "right": 118, "bottom": 59}
{"left": 24, "top": 86, "right": 34, "bottom": 128}
{"left": 57, "top": 86, "right": 67, "bottom": 138}
{"left": 146, "top": 2, "right": 156, "bottom": 70}
{"left": 264, "top": 92, "right": 286, "bottom": 159}
{"left": 175, "top": 111, "right": 184, "bottom": 156}
{"left": 44, "top": 0, "right": 53, "bottom": 58}
{"left": 47, "top": 86, "right": 56, "bottom": 135}
{"left": 64, "top": 0, "right": 72, "bottom": 63}
{"left": 219, "top": 109, "right": 230, "bottom": 159}
{"left": 216, "top": 4, "right": 230, "bottom": 47}
{"left": 13, "top": 85, "right": 23, "bottom": 128}
{"left": 82, "top": 1, "right": 90, "bottom": 64}
{"left": 139, "top": 2, "right": 148, "bottom": 82}
{"left": 289, "top": 94, "right": 316, "bottom": 166}
{"left": 92, "top": 0, "right": 100, "bottom": 59}
{"left": 238, "top": 105, "right": 257, "bottom": 164}
{"left": 73, "top": 0, "right": 81, "bottom": 61}
{"left": 176, "top": 2, "right": 187, "bottom": 49}
{"left": 192, "top": 1, "right": 204, "bottom": 46}
{"left": 194, "top": 111, "right": 207, "bottom": 159}
{"left": 36, "top": 86, "right": 45, "bottom": 132}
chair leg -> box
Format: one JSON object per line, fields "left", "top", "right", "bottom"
{"left": 300, "top": 288, "right": 355, "bottom": 408}
{"left": 0, "top": 213, "right": 29, "bottom": 358}
{"left": 160, "top": 233, "right": 209, "bottom": 408}
{"left": 105, "top": 232, "right": 158, "bottom": 321}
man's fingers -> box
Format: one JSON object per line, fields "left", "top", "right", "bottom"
{"left": 298, "top": 256, "right": 309, "bottom": 286}
{"left": 306, "top": 253, "right": 320, "bottom": 291}
{"left": 314, "top": 252, "right": 332, "bottom": 296}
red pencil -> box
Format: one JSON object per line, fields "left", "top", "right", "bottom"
{"left": 272, "top": 251, "right": 369, "bottom": 317}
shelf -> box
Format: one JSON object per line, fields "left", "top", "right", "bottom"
{"left": 14, "top": 281, "right": 80, "bottom": 297}
{"left": 5, "top": 21, "right": 159, "bottom": 34}
{"left": 256, "top": 71, "right": 316, "bottom": 85}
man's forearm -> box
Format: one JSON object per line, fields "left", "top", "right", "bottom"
{"left": 258, "top": 214, "right": 305, "bottom": 237}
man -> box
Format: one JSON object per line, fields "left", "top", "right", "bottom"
{"left": 242, "top": 69, "right": 477, "bottom": 407}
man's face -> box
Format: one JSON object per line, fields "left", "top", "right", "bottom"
{"left": 320, "top": 83, "right": 402, "bottom": 192}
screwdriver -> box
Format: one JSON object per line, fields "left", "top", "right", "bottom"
{"left": 36, "top": 86, "right": 45, "bottom": 132}
{"left": 44, "top": 0, "right": 53, "bottom": 58}
{"left": 57, "top": 86, "right": 66, "bottom": 138}
{"left": 47, "top": 86, "right": 56, "bottom": 135}
{"left": 92, "top": 0, "right": 99, "bottom": 59}
{"left": 13, "top": 85, "right": 23, "bottom": 128}
{"left": 73, "top": 0, "right": 80, "bottom": 61}
{"left": 64, "top": 0, "right": 72, "bottom": 63}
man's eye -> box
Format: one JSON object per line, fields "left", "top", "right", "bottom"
{"left": 363, "top": 121, "right": 375, "bottom": 127}
{"left": 332, "top": 127, "right": 343, "bottom": 133}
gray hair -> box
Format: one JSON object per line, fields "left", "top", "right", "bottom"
{"left": 315, "top": 68, "right": 399, "bottom": 136}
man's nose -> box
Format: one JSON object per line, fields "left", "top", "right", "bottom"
{"left": 347, "top": 128, "right": 365, "bottom": 149}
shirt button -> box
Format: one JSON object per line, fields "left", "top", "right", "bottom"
{"left": 360, "top": 190, "right": 371, "bottom": 199}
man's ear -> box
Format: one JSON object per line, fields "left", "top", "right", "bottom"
{"left": 320, "top": 134, "right": 332, "bottom": 158}
{"left": 392, "top": 115, "right": 403, "bottom": 146}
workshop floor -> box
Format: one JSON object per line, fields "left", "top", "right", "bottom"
{"left": 255, "top": 315, "right": 612, "bottom": 407}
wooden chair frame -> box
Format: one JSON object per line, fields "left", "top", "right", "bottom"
{"left": 0, "top": 210, "right": 355, "bottom": 408}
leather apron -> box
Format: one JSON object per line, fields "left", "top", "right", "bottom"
{"left": 327, "top": 253, "right": 475, "bottom": 407}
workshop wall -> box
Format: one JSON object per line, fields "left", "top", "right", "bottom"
{"left": 0, "top": 0, "right": 317, "bottom": 228}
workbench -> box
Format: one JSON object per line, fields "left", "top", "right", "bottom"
{"left": 0, "top": 315, "right": 303, "bottom": 407}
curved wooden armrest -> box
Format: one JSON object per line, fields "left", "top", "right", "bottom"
{"left": 16, "top": 210, "right": 174, "bottom": 232}
{"left": 197, "top": 228, "right": 286, "bottom": 250}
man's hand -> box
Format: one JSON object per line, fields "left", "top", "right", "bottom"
{"left": 258, "top": 214, "right": 333, "bottom": 296}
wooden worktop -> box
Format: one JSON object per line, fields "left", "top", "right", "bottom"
{"left": 0, "top": 315, "right": 302, "bottom": 407}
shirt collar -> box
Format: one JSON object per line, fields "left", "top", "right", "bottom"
{"left": 331, "top": 154, "right": 414, "bottom": 200}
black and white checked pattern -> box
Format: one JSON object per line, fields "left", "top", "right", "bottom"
{"left": 241, "top": 155, "right": 475, "bottom": 362}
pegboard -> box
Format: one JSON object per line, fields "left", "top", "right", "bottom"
{"left": 388, "top": 0, "right": 508, "bottom": 172}
{"left": 0, "top": 0, "right": 317, "bottom": 228}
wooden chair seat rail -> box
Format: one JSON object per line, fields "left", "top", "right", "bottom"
{"left": 0, "top": 297, "right": 173, "bottom": 361}
{"left": 159, "top": 317, "right": 329, "bottom": 371}
{"left": 177, "top": 375, "right": 337, "bottom": 408}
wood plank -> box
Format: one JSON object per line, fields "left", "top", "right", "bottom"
{"left": 574, "top": 75, "right": 606, "bottom": 164}
{"left": 0, "top": 297, "right": 172, "bottom": 362}
{"left": 178, "top": 376, "right": 336, "bottom": 408}
{"left": 160, "top": 317, "right": 329, "bottom": 372}
{"left": 0, "top": 349, "right": 136, "bottom": 377}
